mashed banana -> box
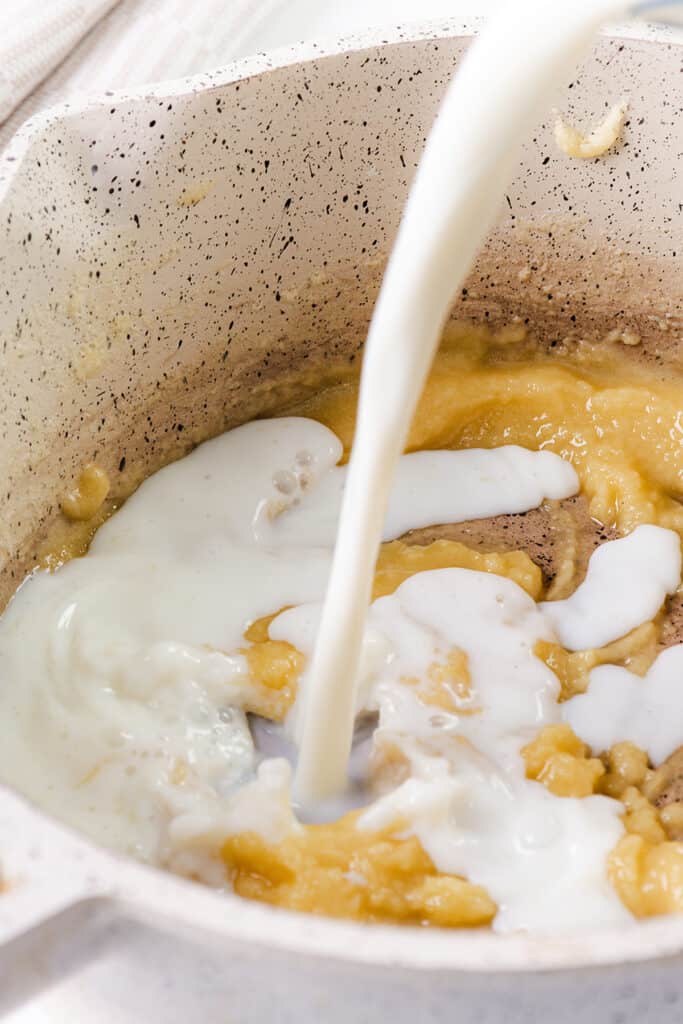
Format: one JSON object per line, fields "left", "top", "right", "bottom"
{"left": 293, "top": 326, "right": 683, "bottom": 538}
{"left": 29, "top": 326, "right": 683, "bottom": 927}
{"left": 240, "top": 539, "right": 541, "bottom": 722}
{"left": 223, "top": 330, "right": 683, "bottom": 925}
{"left": 534, "top": 624, "right": 660, "bottom": 701}
{"left": 554, "top": 101, "right": 628, "bottom": 159}
{"left": 61, "top": 464, "right": 110, "bottom": 522}
{"left": 522, "top": 724, "right": 605, "bottom": 798}
{"left": 523, "top": 725, "right": 683, "bottom": 916}
{"left": 222, "top": 813, "right": 496, "bottom": 926}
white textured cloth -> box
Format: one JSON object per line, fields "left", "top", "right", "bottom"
{"left": 1, "top": 2, "right": 680, "bottom": 156}
{"left": 0, "top": 0, "right": 491, "bottom": 154}
{"left": 0, "top": 0, "right": 119, "bottom": 122}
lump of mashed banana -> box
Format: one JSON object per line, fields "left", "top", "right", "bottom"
{"left": 554, "top": 101, "right": 627, "bottom": 158}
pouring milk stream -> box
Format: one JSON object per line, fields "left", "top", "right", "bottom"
{"left": 293, "top": 0, "right": 679, "bottom": 805}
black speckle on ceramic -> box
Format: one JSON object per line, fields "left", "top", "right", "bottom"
{"left": 0, "top": 29, "right": 679, "bottom": 597}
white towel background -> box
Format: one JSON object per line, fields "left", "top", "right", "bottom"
{"left": 0, "top": 0, "right": 494, "bottom": 153}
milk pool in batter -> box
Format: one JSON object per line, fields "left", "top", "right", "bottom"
{"left": 1, "top": 327, "right": 683, "bottom": 932}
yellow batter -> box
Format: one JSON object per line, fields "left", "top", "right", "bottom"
{"left": 222, "top": 815, "right": 496, "bottom": 926}
{"left": 221, "top": 326, "right": 683, "bottom": 926}
{"left": 292, "top": 325, "right": 683, "bottom": 538}
{"left": 46, "top": 325, "right": 683, "bottom": 926}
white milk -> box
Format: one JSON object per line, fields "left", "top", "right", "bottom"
{"left": 541, "top": 525, "right": 681, "bottom": 650}
{"left": 0, "top": 0, "right": 681, "bottom": 933}
{"left": 0, "top": 414, "right": 679, "bottom": 929}
{"left": 293, "top": 0, "right": 636, "bottom": 804}
{"left": 0, "top": 421, "right": 575, "bottom": 864}
{"left": 564, "top": 646, "right": 683, "bottom": 765}
{"left": 273, "top": 532, "right": 679, "bottom": 931}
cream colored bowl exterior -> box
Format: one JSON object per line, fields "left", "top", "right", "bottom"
{"left": 0, "top": 20, "right": 681, "bottom": 1022}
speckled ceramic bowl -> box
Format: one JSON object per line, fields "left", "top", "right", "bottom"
{"left": 0, "top": 19, "right": 682, "bottom": 1024}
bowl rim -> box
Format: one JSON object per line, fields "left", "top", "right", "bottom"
{"left": 1, "top": 15, "right": 683, "bottom": 972}
{"left": 109, "top": 840, "right": 683, "bottom": 972}
{"left": 0, "top": 13, "right": 680, "bottom": 197}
